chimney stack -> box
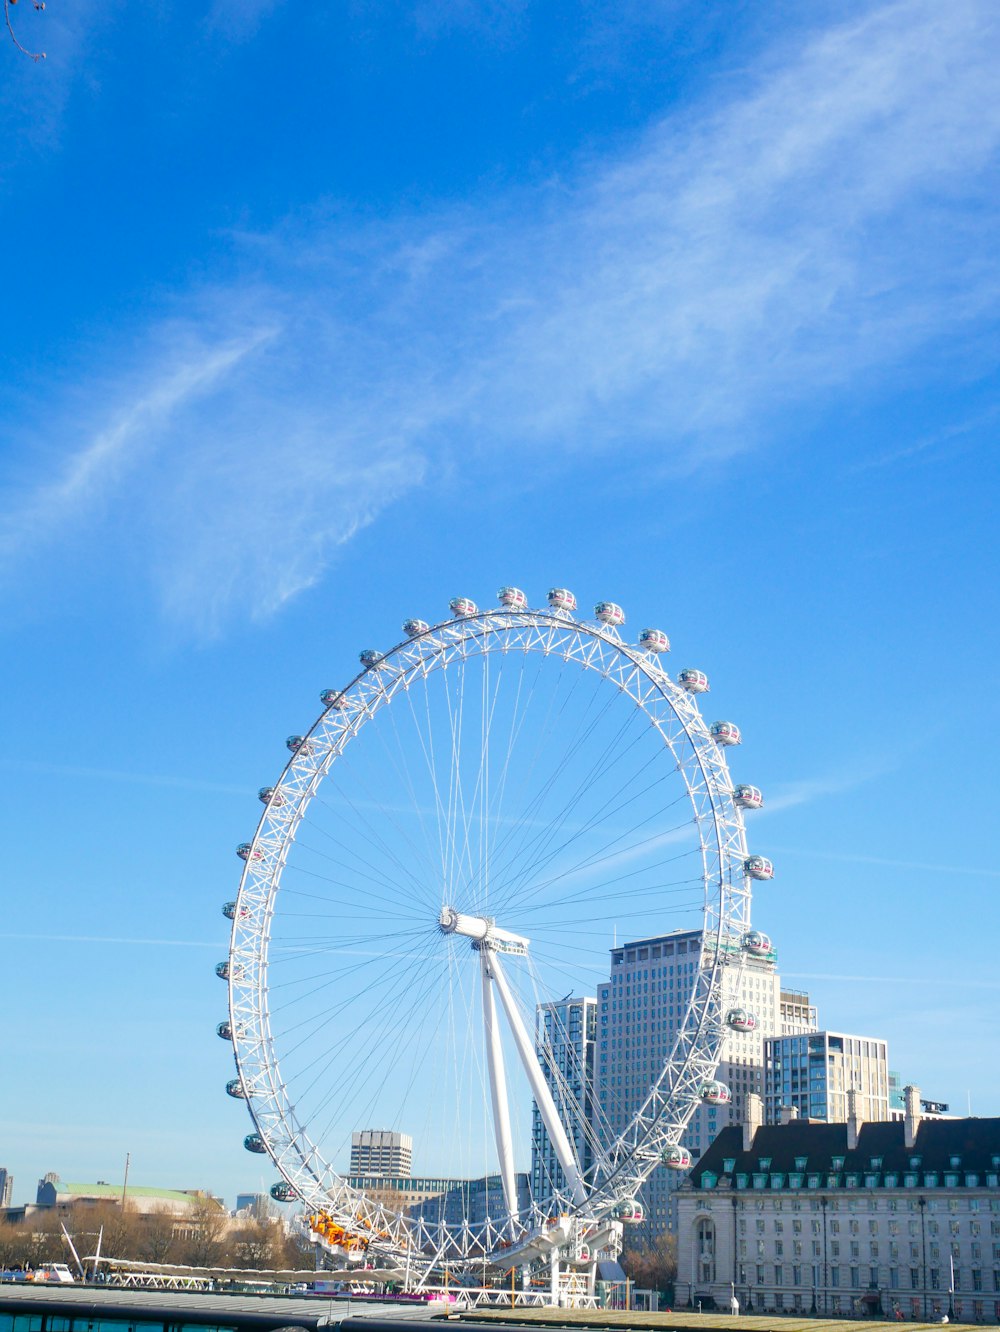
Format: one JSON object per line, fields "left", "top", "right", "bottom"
{"left": 779, "top": 1105, "right": 800, "bottom": 1126}
{"left": 904, "top": 1084, "right": 921, "bottom": 1150}
{"left": 743, "top": 1092, "right": 763, "bottom": 1151}
{"left": 847, "top": 1087, "right": 862, "bottom": 1150}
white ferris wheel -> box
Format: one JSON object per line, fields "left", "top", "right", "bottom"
{"left": 217, "top": 587, "right": 772, "bottom": 1277}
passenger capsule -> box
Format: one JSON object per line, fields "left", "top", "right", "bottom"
{"left": 215, "top": 960, "right": 231, "bottom": 980}
{"left": 595, "top": 601, "right": 625, "bottom": 627}
{"left": 578, "top": 1246, "right": 591, "bottom": 1263}
{"left": 497, "top": 586, "right": 528, "bottom": 610}
{"left": 662, "top": 1146, "right": 692, "bottom": 1170}
{"left": 678, "top": 668, "right": 710, "bottom": 694}
{"left": 244, "top": 1133, "right": 267, "bottom": 1154}
{"left": 700, "top": 1080, "right": 731, "bottom": 1106}
{"left": 286, "top": 734, "right": 310, "bottom": 754}
{"left": 222, "top": 901, "right": 243, "bottom": 921}
{"left": 745, "top": 855, "right": 774, "bottom": 881}
{"left": 638, "top": 628, "right": 670, "bottom": 653}
{"left": 402, "top": 619, "right": 429, "bottom": 638}
{"left": 710, "top": 720, "right": 741, "bottom": 746}
{"left": 226, "top": 1078, "right": 248, "bottom": 1099}
{"left": 258, "top": 786, "right": 285, "bottom": 807}
{"left": 743, "top": 929, "right": 772, "bottom": 956}
{"left": 358, "top": 649, "right": 382, "bottom": 668}
{"left": 726, "top": 1007, "right": 758, "bottom": 1033}
{"left": 614, "top": 1200, "right": 643, "bottom": 1223}
{"left": 547, "top": 588, "right": 577, "bottom": 612}
{"left": 236, "top": 842, "right": 262, "bottom": 862}
{"left": 733, "top": 784, "right": 764, "bottom": 811}
{"left": 270, "top": 1182, "right": 298, "bottom": 1203}
{"left": 449, "top": 597, "right": 478, "bottom": 617}
{"left": 319, "top": 688, "right": 348, "bottom": 709}
{"left": 217, "top": 1020, "right": 233, "bottom": 1041}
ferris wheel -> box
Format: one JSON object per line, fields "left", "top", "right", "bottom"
{"left": 216, "top": 587, "right": 772, "bottom": 1275}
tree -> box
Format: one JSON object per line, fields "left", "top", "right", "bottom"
{"left": 178, "top": 1197, "right": 229, "bottom": 1268}
{"left": 622, "top": 1231, "right": 678, "bottom": 1295}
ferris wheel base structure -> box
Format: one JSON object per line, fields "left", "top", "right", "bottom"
{"left": 218, "top": 586, "right": 776, "bottom": 1289}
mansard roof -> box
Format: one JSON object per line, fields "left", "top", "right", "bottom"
{"left": 689, "top": 1117, "right": 1000, "bottom": 1186}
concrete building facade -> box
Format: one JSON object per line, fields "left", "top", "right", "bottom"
{"left": 348, "top": 1130, "right": 412, "bottom": 1179}
{"left": 595, "top": 928, "right": 782, "bottom": 1236}
{"left": 531, "top": 996, "right": 597, "bottom": 1201}
{"left": 779, "top": 989, "right": 819, "bottom": 1036}
{"left": 676, "top": 1089, "right": 1000, "bottom": 1322}
{"left": 0, "top": 1169, "right": 12, "bottom": 1209}
{"left": 765, "top": 1030, "right": 890, "bottom": 1126}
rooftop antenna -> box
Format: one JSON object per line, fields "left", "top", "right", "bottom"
{"left": 120, "top": 1152, "right": 130, "bottom": 1209}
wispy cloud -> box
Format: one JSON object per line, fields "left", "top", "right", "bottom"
{"left": 0, "top": 933, "right": 216, "bottom": 947}
{"left": 768, "top": 846, "right": 1000, "bottom": 879}
{"left": 785, "top": 971, "right": 1000, "bottom": 991}
{"left": 3, "top": 0, "right": 998, "bottom": 632}
{"left": 0, "top": 757, "right": 249, "bottom": 797}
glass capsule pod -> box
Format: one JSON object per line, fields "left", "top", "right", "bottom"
{"left": 258, "top": 786, "right": 285, "bottom": 807}
{"left": 595, "top": 601, "right": 626, "bottom": 627}
{"left": 614, "top": 1200, "right": 644, "bottom": 1223}
{"left": 226, "top": 1078, "right": 248, "bottom": 1099}
{"left": 743, "top": 929, "right": 772, "bottom": 956}
{"left": 733, "top": 784, "right": 764, "bottom": 810}
{"left": 638, "top": 628, "right": 670, "bottom": 653}
{"left": 745, "top": 855, "right": 774, "bottom": 880}
{"left": 222, "top": 900, "right": 241, "bottom": 921}
{"left": 449, "top": 596, "right": 479, "bottom": 617}
{"left": 700, "top": 1080, "right": 731, "bottom": 1106}
{"left": 578, "top": 1247, "right": 591, "bottom": 1263}
{"left": 726, "top": 1007, "right": 758, "bottom": 1033}
{"left": 497, "top": 586, "right": 528, "bottom": 609}
{"left": 358, "top": 649, "right": 382, "bottom": 668}
{"left": 217, "top": 1020, "right": 232, "bottom": 1041}
{"left": 236, "top": 842, "right": 262, "bottom": 862}
{"left": 401, "top": 619, "right": 429, "bottom": 638}
{"left": 270, "top": 1181, "right": 298, "bottom": 1202}
{"left": 319, "top": 688, "right": 348, "bottom": 709}
{"left": 678, "top": 668, "right": 709, "bottom": 693}
{"left": 244, "top": 1133, "right": 267, "bottom": 1154}
{"left": 662, "top": 1146, "right": 692, "bottom": 1170}
{"left": 710, "top": 720, "right": 741, "bottom": 746}
{"left": 286, "top": 734, "right": 311, "bottom": 754}
{"left": 215, "top": 960, "right": 231, "bottom": 980}
{"left": 547, "top": 588, "right": 577, "bottom": 612}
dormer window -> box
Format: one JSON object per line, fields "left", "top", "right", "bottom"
{"left": 950, "top": 1156, "right": 961, "bottom": 1169}
{"left": 909, "top": 1156, "right": 921, "bottom": 1169}
{"left": 870, "top": 1157, "right": 883, "bottom": 1170}
{"left": 832, "top": 1156, "right": 845, "bottom": 1171}
{"left": 794, "top": 1156, "right": 808, "bottom": 1171}
{"left": 759, "top": 1157, "right": 772, "bottom": 1171}
{"left": 723, "top": 1158, "right": 736, "bottom": 1174}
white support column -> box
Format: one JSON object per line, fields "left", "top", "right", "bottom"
{"left": 481, "top": 948, "right": 518, "bottom": 1229}
{"left": 487, "top": 950, "right": 587, "bottom": 1204}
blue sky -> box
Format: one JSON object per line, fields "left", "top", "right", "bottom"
{"left": 1, "top": 0, "right": 998, "bottom": 1208}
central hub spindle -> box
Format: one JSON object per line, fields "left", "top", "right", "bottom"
{"left": 437, "top": 906, "right": 530, "bottom": 956}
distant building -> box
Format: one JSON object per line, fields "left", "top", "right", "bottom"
{"left": 349, "top": 1130, "right": 412, "bottom": 1178}
{"left": 765, "top": 1030, "right": 890, "bottom": 1125}
{"left": 0, "top": 1168, "right": 12, "bottom": 1209}
{"left": 233, "top": 1192, "right": 274, "bottom": 1218}
{"left": 34, "top": 1175, "right": 221, "bottom": 1217}
{"left": 531, "top": 996, "right": 597, "bottom": 1201}
{"left": 780, "top": 989, "right": 819, "bottom": 1035}
{"left": 596, "top": 927, "right": 783, "bottom": 1236}
{"left": 676, "top": 1087, "right": 1000, "bottom": 1322}
{"left": 889, "top": 1071, "right": 953, "bottom": 1120}
{"left": 406, "top": 1172, "right": 531, "bottom": 1238}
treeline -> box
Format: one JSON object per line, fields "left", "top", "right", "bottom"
{"left": 0, "top": 1200, "right": 315, "bottom": 1273}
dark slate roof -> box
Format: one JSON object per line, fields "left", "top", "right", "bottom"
{"left": 688, "top": 1117, "right": 1000, "bottom": 1186}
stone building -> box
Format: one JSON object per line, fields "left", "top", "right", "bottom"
{"left": 676, "top": 1088, "right": 1000, "bottom": 1322}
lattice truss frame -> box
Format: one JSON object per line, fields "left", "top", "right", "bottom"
{"left": 223, "top": 604, "right": 755, "bottom": 1267}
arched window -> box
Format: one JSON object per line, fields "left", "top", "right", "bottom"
{"left": 697, "top": 1216, "right": 716, "bottom": 1284}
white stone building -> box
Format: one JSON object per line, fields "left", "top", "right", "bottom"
{"left": 676, "top": 1088, "right": 1000, "bottom": 1322}
{"left": 765, "top": 1029, "right": 890, "bottom": 1125}
{"left": 349, "top": 1129, "right": 413, "bottom": 1177}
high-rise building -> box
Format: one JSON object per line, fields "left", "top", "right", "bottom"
{"left": 765, "top": 1030, "right": 890, "bottom": 1124}
{"left": 595, "top": 927, "right": 782, "bottom": 1235}
{"left": 779, "top": 988, "right": 818, "bottom": 1035}
{"left": 0, "top": 1168, "right": 12, "bottom": 1209}
{"left": 531, "top": 995, "right": 597, "bottom": 1201}
{"left": 349, "top": 1129, "right": 413, "bottom": 1178}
